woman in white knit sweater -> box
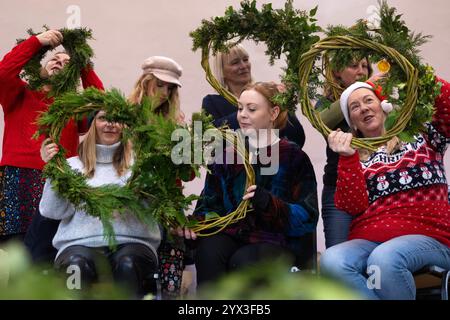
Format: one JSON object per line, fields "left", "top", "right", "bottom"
{"left": 39, "top": 110, "right": 161, "bottom": 297}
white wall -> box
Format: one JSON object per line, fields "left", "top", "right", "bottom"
{"left": 1, "top": 0, "right": 449, "bottom": 254}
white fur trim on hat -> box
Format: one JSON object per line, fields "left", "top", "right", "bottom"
{"left": 380, "top": 100, "right": 393, "bottom": 113}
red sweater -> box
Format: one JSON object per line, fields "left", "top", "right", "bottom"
{"left": 0, "top": 36, "right": 104, "bottom": 170}
{"left": 335, "top": 78, "right": 450, "bottom": 247}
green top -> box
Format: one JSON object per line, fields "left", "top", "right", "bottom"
{"left": 320, "top": 100, "right": 345, "bottom": 129}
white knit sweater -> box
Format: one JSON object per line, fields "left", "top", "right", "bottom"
{"left": 40, "top": 142, "right": 161, "bottom": 259}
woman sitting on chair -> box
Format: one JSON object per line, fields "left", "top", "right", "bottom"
{"left": 320, "top": 80, "right": 450, "bottom": 300}
{"left": 40, "top": 111, "right": 161, "bottom": 298}
{"left": 192, "top": 82, "right": 319, "bottom": 286}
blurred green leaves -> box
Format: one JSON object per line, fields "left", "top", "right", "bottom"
{"left": 0, "top": 242, "right": 127, "bottom": 300}
{"left": 16, "top": 26, "right": 94, "bottom": 97}
{"left": 194, "top": 258, "right": 361, "bottom": 300}
{"left": 1, "top": 244, "right": 361, "bottom": 300}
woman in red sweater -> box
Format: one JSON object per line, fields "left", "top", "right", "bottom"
{"left": 320, "top": 80, "right": 450, "bottom": 299}
{"left": 0, "top": 29, "right": 103, "bottom": 247}
{"left": 128, "top": 55, "right": 190, "bottom": 299}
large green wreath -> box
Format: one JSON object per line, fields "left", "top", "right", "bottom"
{"left": 190, "top": 0, "right": 321, "bottom": 112}
{"left": 35, "top": 88, "right": 211, "bottom": 246}
{"left": 299, "top": 1, "right": 442, "bottom": 150}
{"left": 35, "top": 87, "right": 256, "bottom": 242}
{"left": 17, "top": 26, "right": 94, "bottom": 97}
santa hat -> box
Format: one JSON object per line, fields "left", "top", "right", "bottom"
{"left": 339, "top": 81, "right": 393, "bottom": 127}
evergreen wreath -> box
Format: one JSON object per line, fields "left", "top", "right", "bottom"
{"left": 34, "top": 88, "right": 208, "bottom": 246}
{"left": 16, "top": 26, "right": 94, "bottom": 97}
{"left": 189, "top": 0, "right": 321, "bottom": 235}
{"left": 299, "top": 0, "right": 442, "bottom": 150}
{"left": 190, "top": 0, "right": 321, "bottom": 113}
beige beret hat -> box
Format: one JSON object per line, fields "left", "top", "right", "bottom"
{"left": 141, "top": 56, "right": 182, "bottom": 87}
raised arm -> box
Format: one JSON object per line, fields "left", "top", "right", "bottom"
{"left": 0, "top": 36, "right": 42, "bottom": 111}
{"left": 319, "top": 100, "right": 344, "bottom": 129}
{"left": 77, "top": 64, "right": 104, "bottom": 133}
{"left": 193, "top": 165, "right": 227, "bottom": 220}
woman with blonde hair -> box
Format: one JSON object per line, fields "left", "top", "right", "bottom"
{"left": 202, "top": 44, "right": 306, "bottom": 148}
{"left": 128, "top": 56, "right": 184, "bottom": 124}
{"left": 40, "top": 111, "right": 161, "bottom": 297}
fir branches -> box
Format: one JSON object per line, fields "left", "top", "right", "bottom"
{"left": 35, "top": 88, "right": 215, "bottom": 246}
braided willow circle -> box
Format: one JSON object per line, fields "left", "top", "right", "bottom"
{"left": 190, "top": 131, "right": 255, "bottom": 237}
{"left": 299, "top": 35, "right": 419, "bottom": 151}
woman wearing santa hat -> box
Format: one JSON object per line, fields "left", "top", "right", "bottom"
{"left": 320, "top": 80, "right": 450, "bottom": 300}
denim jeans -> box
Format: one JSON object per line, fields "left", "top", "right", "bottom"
{"left": 320, "top": 235, "right": 450, "bottom": 300}
{"left": 321, "top": 185, "right": 353, "bottom": 248}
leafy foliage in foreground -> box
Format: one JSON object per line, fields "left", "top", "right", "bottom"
{"left": 190, "top": 0, "right": 321, "bottom": 113}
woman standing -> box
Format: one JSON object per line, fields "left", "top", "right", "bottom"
{"left": 318, "top": 58, "right": 387, "bottom": 248}
{"left": 128, "top": 55, "right": 191, "bottom": 299}
{"left": 0, "top": 29, "right": 103, "bottom": 248}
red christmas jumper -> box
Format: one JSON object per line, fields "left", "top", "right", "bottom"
{"left": 335, "top": 78, "right": 450, "bottom": 247}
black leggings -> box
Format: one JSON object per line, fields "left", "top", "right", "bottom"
{"left": 195, "top": 233, "right": 295, "bottom": 286}
{"left": 55, "top": 243, "right": 158, "bottom": 297}
{"left": 24, "top": 213, "right": 59, "bottom": 264}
